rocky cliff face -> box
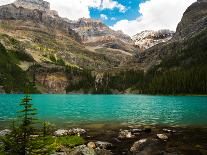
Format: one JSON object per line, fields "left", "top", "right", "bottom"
{"left": 132, "top": 30, "right": 174, "bottom": 51}
{"left": 14, "top": 0, "right": 50, "bottom": 11}
{"left": 0, "top": 0, "right": 80, "bottom": 42}
{"left": 69, "top": 18, "right": 132, "bottom": 44}
{"left": 29, "top": 63, "right": 68, "bottom": 94}
{"left": 174, "top": 0, "right": 207, "bottom": 40}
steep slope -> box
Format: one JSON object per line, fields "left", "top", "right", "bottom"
{"left": 132, "top": 30, "right": 174, "bottom": 51}
{"left": 0, "top": 41, "right": 37, "bottom": 93}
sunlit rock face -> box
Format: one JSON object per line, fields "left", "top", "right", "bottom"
{"left": 14, "top": 0, "right": 50, "bottom": 11}
{"left": 132, "top": 30, "right": 174, "bottom": 51}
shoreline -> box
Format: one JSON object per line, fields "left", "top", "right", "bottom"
{"left": 2, "top": 124, "right": 207, "bottom": 154}
{"left": 0, "top": 93, "right": 207, "bottom": 96}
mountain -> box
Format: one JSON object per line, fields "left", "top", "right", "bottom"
{"left": 132, "top": 30, "right": 174, "bottom": 51}
{"left": 0, "top": 0, "right": 136, "bottom": 70}
{"left": 0, "top": 0, "right": 138, "bottom": 93}
{"left": 0, "top": 0, "right": 206, "bottom": 94}
{"left": 136, "top": 0, "right": 207, "bottom": 94}
{"left": 134, "top": 0, "right": 207, "bottom": 71}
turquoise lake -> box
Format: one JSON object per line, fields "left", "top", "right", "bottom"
{"left": 0, "top": 95, "right": 207, "bottom": 127}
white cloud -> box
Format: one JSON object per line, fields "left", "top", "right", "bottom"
{"left": 100, "top": 14, "right": 108, "bottom": 20}
{"left": 112, "top": 0, "right": 196, "bottom": 36}
{"left": 0, "top": 0, "right": 126, "bottom": 20}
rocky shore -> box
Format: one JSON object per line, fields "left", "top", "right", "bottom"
{"left": 1, "top": 125, "right": 207, "bottom": 155}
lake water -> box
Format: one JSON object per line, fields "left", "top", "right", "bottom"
{"left": 0, "top": 95, "right": 207, "bottom": 127}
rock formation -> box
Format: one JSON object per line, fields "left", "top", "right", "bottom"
{"left": 14, "top": 0, "right": 50, "bottom": 11}
{"left": 132, "top": 30, "right": 174, "bottom": 51}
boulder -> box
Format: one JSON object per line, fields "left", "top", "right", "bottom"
{"left": 130, "top": 138, "right": 159, "bottom": 153}
{"left": 87, "top": 142, "right": 96, "bottom": 149}
{"left": 69, "top": 145, "right": 95, "bottom": 155}
{"left": 157, "top": 134, "right": 168, "bottom": 140}
{"left": 118, "top": 130, "right": 135, "bottom": 139}
{"left": 95, "top": 148, "right": 112, "bottom": 155}
{"left": 95, "top": 141, "right": 113, "bottom": 149}
{"left": 0, "top": 129, "right": 11, "bottom": 136}
{"left": 68, "top": 128, "right": 86, "bottom": 136}
{"left": 54, "top": 129, "right": 68, "bottom": 136}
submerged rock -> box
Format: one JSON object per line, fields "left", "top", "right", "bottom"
{"left": 157, "top": 134, "right": 168, "bottom": 140}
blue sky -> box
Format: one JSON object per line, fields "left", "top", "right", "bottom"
{"left": 90, "top": 0, "right": 145, "bottom": 26}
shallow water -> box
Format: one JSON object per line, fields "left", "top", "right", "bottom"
{"left": 0, "top": 94, "right": 207, "bottom": 127}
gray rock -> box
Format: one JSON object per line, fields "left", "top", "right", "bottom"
{"left": 68, "top": 128, "right": 86, "bottom": 136}
{"left": 157, "top": 134, "right": 168, "bottom": 140}
{"left": 0, "top": 129, "right": 11, "bottom": 136}
{"left": 95, "top": 148, "right": 112, "bottom": 155}
{"left": 118, "top": 130, "right": 135, "bottom": 139}
{"left": 95, "top": 141, "right": 113, "bottom": 149}
{"left": 69, "top": 145, "right": 95, "bottom": 155}
{"left": 130, "top": 138, "right": 159, "bottom": 153}
{"left": 54, "top": 129, "right": 68, "bottom": 136}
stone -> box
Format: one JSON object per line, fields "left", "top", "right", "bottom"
{"left": 95, "top": 148, "right": 112, "bottom": 155}
{"left": 130, "top": 138, "right": 159, "bottom": 153}
{"left": 95, "top": 141, "right": 113, "bottom": 149}
{"left": 163, "top": 129, "right": 176, "bottom": 133}
{"left": 118, "top": 130, "right": 135, "bottom": 139}
{"left": 87, "top": 142, "right": 96, "bottom": 149}
{"left": 157, "top": 134, "right": 168, "bottom": 140}
{"left": 68, "top": 128, "right": 86, "bottom": 136}
{"left": 0, "top": 129, "right": 11, "bottom": 136}
{"left": 69, "top": 145, "right": 95, "bottom": 155}
{"left": 54, "top": 129, "right": 68, "bottom": 136}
